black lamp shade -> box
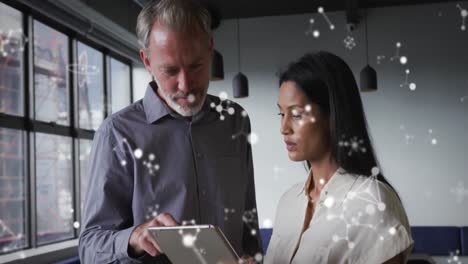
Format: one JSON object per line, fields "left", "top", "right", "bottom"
{"left": 360, "top": 64, "right": 377, "bottom": 92}
{"left": 233, "top": 72, "right": 248, "bottom": 98}
{"left": 211, "top": 49, "right": 224, "bottom": 81}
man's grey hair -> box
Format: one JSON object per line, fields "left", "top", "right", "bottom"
{"left": 136, "top": 0, "right": 212, "bottom": 50}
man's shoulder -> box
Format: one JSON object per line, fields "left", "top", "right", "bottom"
{"left": 97, "top": 100, "right": 145, "bottom": 134}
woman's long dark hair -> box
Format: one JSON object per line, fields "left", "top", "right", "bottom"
{"left": 278, "top": 51, "right": 398, "bottom": 194}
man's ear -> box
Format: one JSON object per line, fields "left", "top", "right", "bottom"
{"left": 140, "top": 48, "right": 153, "bottom": 75}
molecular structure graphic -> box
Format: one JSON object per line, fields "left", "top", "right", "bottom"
{"left": 0, "top": 28, "right": 28, "bottom": 57}
{"left": 399, "top": 125, "right": 416, "bottom": 145}
{"left": 338, "top": 135, "right": 367, "bottom": 156}
{"left": 343, "top": 35, "right": 357, "bottom": 50}
{"left": 456, "top": 4, "right": 467, "bottom": 31}
{"left": 326, "top": 167, "right": 396, "bottom": 249}
{"left": 425, "top": 129, "right": 438, "bottom": 146}
{"left": 447, "top": 249, "right": 463, "bottom": 264}
{"left": 305, "top": 7, "right": 335, "bottom": 38}
{"left": 210, "top": 91, "right": 236, "bottom": 121}
{"left": 400, "top": 69, "right": 417, "bottom": 91}
{"left": 450, "top": 182, "right": 468, "bottom": 204}
{"left": 113, "top": 138, "right": 161, "bottom": 175}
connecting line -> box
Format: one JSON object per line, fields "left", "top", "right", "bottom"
{"left": 457, "top": 4, "right": 467, "bottom": 31}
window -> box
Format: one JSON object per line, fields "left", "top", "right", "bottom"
{"left": 33, "top": 21, "right": 69, "bottom": 125}
{"left": 0, "top": 1, "right": 134, "bottom": 257}
{"left": 35, "top": 133, "right": 74, "bottom": 245}
{"left": 78, "top": 139, "right": 92, "bottom": 214}
{"left": 0, "top": 2, "right": 25, "bottom": 116}
{"left": 109, "top": 57, "right": 131, "bottom": 114}
{"left": 76, "top": 42, "right": 104, "bottom": 130}
{"left": 0, "top": 128, "right": 27, "bottom": 254}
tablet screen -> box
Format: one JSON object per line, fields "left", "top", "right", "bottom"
{"left": 149, "top": 225, "right": 240, "bottom": 264}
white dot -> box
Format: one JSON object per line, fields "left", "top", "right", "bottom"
{"left": 187, "top": 94, "right": 196, "bottom": 103}
{"left": 431, "top": 138, "right": 437, "bottom": 145}
{"left": 73, "top": 221, "right": 80, "bottom": 229}
{"left": 366, "top": 204, "right": 376, "bottom": 215}
{"left": 409, "top": 83, "right": 416, "bottom": 91}
{"left": 305, "top": 104, "right": 312, "bottom": 112}
{"left": 319, "top": 178, "right": 325, "bottom": 185}
{"left": 134, "top": 149, "right": 143, "bottom": 159}
{"left": 254, "top": 253, "right": 263, "bottom": 262}
{"left": 182, "top": 234, "right": 196, "bottom": 247}
{"left": 405, "top": 69, "right": 410, "bottom": 74}
{"left": 241, "top": 110, "right": 248, "bottom": 117}
{"left": 396, "top": 42, "right": 401, "bottom": 47}
{"left": 330, "top": 24, "right": 335, "bottom": 30}
{"left": 462, "top": 25, "right": 466, "bottom": 31}
{"left": 251, "top": 229, "right": 257, "bottom": 236}
{"left": 216, "top": 105, "right": 223, "bottom": 112}
{"left": 310, "top": 117, "right": 316, "bottom": 123}
{"left": 228, "top": 107, "right": 235, "bottom": 115}
{"left": 462, "top": 10, "right": 468, "bottom": 17}
{"left": 210, "top": 102, "right": 216, "bottom": 108}
{"left": 389, "top": 227, "right": 397, "bottom": 235}
{"left": 154, "top": 164, "right": 160, "bottom": 171}
{"left": 313, "top": 30, "right": 320, "bottom": 38}
{"left": 371, "top": 166, "right": 380, "bottom": 176}
{"left": 248, "top": 132, "right": 259, "bottom": 145}
{"left": 309, "top": 18, "right": 315, "bottom": 24}
{"left": 399, "top": 56, "right": 408, "bottom": 65}
{"left": 149, "top": 154, "right": 155, "bottom": 160}
{"left": 219, "top": 91, "right": 228, "bottom": 101}
{"left": 220, "top": 115, "right": 225, "bottom": 121}
{"left": 380, "top": 236, "right": 384, "bottom": 241}
{"left": 318, "top": 7, "right": 324, "bottom": 13}
{"left": 324, "top": 196, "right": 335, "bottom": 208}
{"left": 121, "top": 160, "right": 127, "bottom": 166}
{"left": 378, "top": 202, "right": 386, "bottom": 211}
{"left": 298, "top": 120, "right": 304, "bottom": 126}
{"left": 262, "top": 219, "right": 273, "bottom": 228}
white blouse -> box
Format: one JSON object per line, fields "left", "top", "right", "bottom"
{"left": 264, "top": 168, "right": 414, "bottom": 264}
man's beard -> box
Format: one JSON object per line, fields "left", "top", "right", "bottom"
{"left": 157, "top": 84, "right": 208, "bottom": 117}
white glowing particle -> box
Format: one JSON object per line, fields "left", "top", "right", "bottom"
{"left": 431, "top": 138, "right": 437, "bottom": 145}
{"left": 228, "top": 107, "right": 235, "bottom": 115}
{"left": 121, "top": 160, "right": 127, "bottom": 166}
{"left": 400, "top": 56, "right": 408, "bottom": 65}
{"left": 396, "top": 42, "right": 401, "bottom": 48}
{"left": 241, "top": 110, "right": 248, "bottom": 117}
{"left": 251, "top": 229, "right": 257, "bottom": 236}
{"left": 409, "top": 83, "right": 416, "bottom": 91}
{"left": 187, "top": 94, "right": 195, "bottom": 103}
{"left": 149, "top": 154, "right": 155, "bottom": 160}
{"left": 324, "top": 196, "right": 335, "bottom": 208}
{"left": 254, "top": 253, "right": 263, "bottom": 262}
{"left": 262, "top": 219, "right": 273, "bottom": 228}
{"left": 216, "top": 105, "right": 223, "bottom": 113}
{"left": 371, "top": 166, "right": 380, "bottom": 176}
{"left": 305, "top": 104, "right": 312, "bottom": 112}
{"left": 73, "top": 221, "right": 80, "bottom": 229}
{"left": 389, "top": 227, "right": 397, "bottom": 235}
{"left": 378, "top": 202, "right": 386, "bottom": 211}
{"left": 313, "top": 30, "right": 320, "bottom": 38}
{"left": 219, "top": 91, "right": 228, "bottom": 101}
{"left": 318, "top": 7, "right": 324, "bottom": 13}
{"left": 182, "top": 234, "right": 196, "bottom": 247}
{"left": 248, "top": 132, "right": 259, "bottom": 145}
{"left": 319, "top": 178, "right": 325, "bottom": 185}
{"left": 134, "top": 149, "right": 143, "bottom": 159}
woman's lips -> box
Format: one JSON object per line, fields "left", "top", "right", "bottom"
{"left": 285, "top": 142, "right": 297, "bottom": 151}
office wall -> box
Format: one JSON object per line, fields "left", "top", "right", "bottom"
{"left": 207, "top": 1, "right": 468, "bottom": 227}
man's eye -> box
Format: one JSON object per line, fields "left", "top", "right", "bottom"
{"left": 164, "top": 69, "right": 178, "bottom": 76}
{"left": 277, "top": 113, "right": 284, "bottom": 118}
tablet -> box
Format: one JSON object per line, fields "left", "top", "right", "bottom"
{"left": 148, "top": 225, "right": 240, "bottom": 264}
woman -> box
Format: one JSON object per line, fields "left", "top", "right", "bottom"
{"left": 264, "top": 51, "right": 413, "bottom": 264}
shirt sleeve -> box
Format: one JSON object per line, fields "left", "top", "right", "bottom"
{"left": 241, "top": 115, "right": 264, "bottom": 257}
{"left": 78, "top": 124, "right": 140, "bottom": 263}
{"left": 355, "top": 182, "right": 414, "bottom": 264}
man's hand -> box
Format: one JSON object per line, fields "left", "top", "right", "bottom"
{"left": 128, "top": 213, "right": 178, "bottom": 257}
{"left": 239, "top": 255, "right": 256, "bottom": 264}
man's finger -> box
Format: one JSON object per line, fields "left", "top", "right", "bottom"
{"left": 156, "top": 213, "right": 178, "bottom": 226}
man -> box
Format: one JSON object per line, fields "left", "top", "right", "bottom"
{"left": 78, "top": 0, "right": 262, "bottom": 263}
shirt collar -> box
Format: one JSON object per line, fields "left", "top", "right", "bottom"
{"left": 142, "top": 81, "right": 213, "bottom": 124}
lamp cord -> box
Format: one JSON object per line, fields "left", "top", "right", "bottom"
{"left": 237, "top": 18, "right": 241, "bottom": 72}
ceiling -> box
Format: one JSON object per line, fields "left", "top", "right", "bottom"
{"left": 135, "top": 0, "right": 460, "bottom": 23}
